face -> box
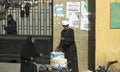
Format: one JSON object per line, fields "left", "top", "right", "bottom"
{"left": 31, "top": 37, "right": 35, "bottom": 44}
{"left": 7, "top": 17, "right": 11, "bottom": 21}
{"left": 63, "top": 25, "right": 69, "bottom": 30}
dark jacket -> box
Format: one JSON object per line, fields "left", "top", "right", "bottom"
{"left": 4, "top": 19, "right": 17, "bottom": 35}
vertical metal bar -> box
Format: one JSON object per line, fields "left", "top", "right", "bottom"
{"left": 33, "top": 0, "right": 35, "bottom": 35}
{"left": 19, "top": 6, "right": 22, "bottom": 35}
{"left": 21, "top": 18, "right": 23, "bottom": 35}
{"left": 31, "top": 0, "right": 33, "bottom": 35}
{"left": 51, "top": 0, "right": 53, "bottom": 36}
{"left": 21, "top": 7, "right": 23, "bottom": 35}
{"left": 20, "top": 2, "right": 23, "bottom": 35}
{"left": 46, "top": 1, "right": 48, "bottom": 35}
{"left": 45, "top": 2, "right": 47, "bottom": 35}
{"left": 40, "top": 0, "right": 42, "bottom": 35}
{"left": 16, "top": 8, "right": 18, "bottom": 35}
{"left": 29, "top": 4, "right": 31, "bottom": 35}
{"left": 27, "top": 3, "right": 30, "bottom": 35}
{"left": 36, "top": 4, "right": 38, "bottom": 35}
{"left": 43, "top": 1, "right": 44, "bottom": 35}
{"left": 21, "top": 0, "right": 23, "bottom": 35}
{"left": 48, "top": 1, "right": 50, "bottom": 35}
{"left": 43, "top": 1, "right": 46, "bottom": 35}
{"left": 2, "top": 21, "right": 3, "bottom": 34}
{"left": 34, "top": 0, "right": 35, "bottom": 35}
{"left": 46, "top": 2, "right": 48, "bottom": 35}
{"left": 18, "top": 7, "right": 19, "bottom": 35}
{"left": 21, "top": 13, "right": 25, "bottom": 35}
{"left": 34, "top": 2, "right": 36, "bottom": 35}
{"left": 50, "top": 0, "right": 53, "bottom": 52}
{"left": 38, "top": 1, "right": 40, "bottom": 35}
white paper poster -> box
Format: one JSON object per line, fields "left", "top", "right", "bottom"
{"left": 66, "top": 2, "right": 80, "bottom": 28}
{"left": 80, "top": 1, "right": 90, "bottom": 31}
{"left": 80, "top": 16, "right": 90, "bottom": 31}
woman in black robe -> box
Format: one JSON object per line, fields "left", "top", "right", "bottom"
{"left": 20, "top": 36, "right": 42, "bottom": 72}
{"left": 59, "top": 20, "right": 78, "bottom": 72}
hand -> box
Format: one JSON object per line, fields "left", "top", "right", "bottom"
{"left": 30, "top": 57, "right": 34, "bottom": 61}
{"left": 55, "top": 48, "right": 59, "bottom": 52}
{"left": 55, "top": 47, "right": 60, "bottom": 52}
{"left": 39, "top": 53, "right": 43, "bottom": 57}
{"left": 61, "top": 37, "right": 65, "bottom": 40}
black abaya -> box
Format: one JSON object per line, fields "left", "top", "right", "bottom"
{"left": 59, "top": 28, "right": 78, "bottom": 72}
{"left": 20, "top": 36, "right": 37, "bottom": 72}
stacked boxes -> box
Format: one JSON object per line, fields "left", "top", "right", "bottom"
{"left": 50, "top": 52, "right": 67, "bottom": 70}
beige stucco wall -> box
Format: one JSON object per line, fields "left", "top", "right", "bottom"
{"left": 96, "top": 0, "right": 120, "bottom": 71}
{"left": 53, "top": 0, "right": 89, "bottom": 71}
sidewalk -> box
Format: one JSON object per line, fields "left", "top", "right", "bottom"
{"left": 0, "top": 63, "right": 20, "bottom": 72}
{"left": 0, "top": 63, "right": 51, "bottom": 72}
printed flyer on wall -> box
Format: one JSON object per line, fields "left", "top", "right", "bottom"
{"left": 66, "top": 2, "right": 80, "bottom": 28}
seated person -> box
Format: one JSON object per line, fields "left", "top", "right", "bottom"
{"left": 20, "top": 36, "right": 43, "bottom": 72}
{"left": 3, "top": 14, "right": 17, "bottom": 35}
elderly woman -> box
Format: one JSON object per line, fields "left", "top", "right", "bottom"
{"left": 20, "top": 36, "right": 42, "bottom": 72}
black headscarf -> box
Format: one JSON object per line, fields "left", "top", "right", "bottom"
{"left": 21, "top": 36, "right": 37, "bottom": 60}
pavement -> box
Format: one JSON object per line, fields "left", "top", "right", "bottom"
{"left": 0, "top": 62, "right": 52, "bottom": 72}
